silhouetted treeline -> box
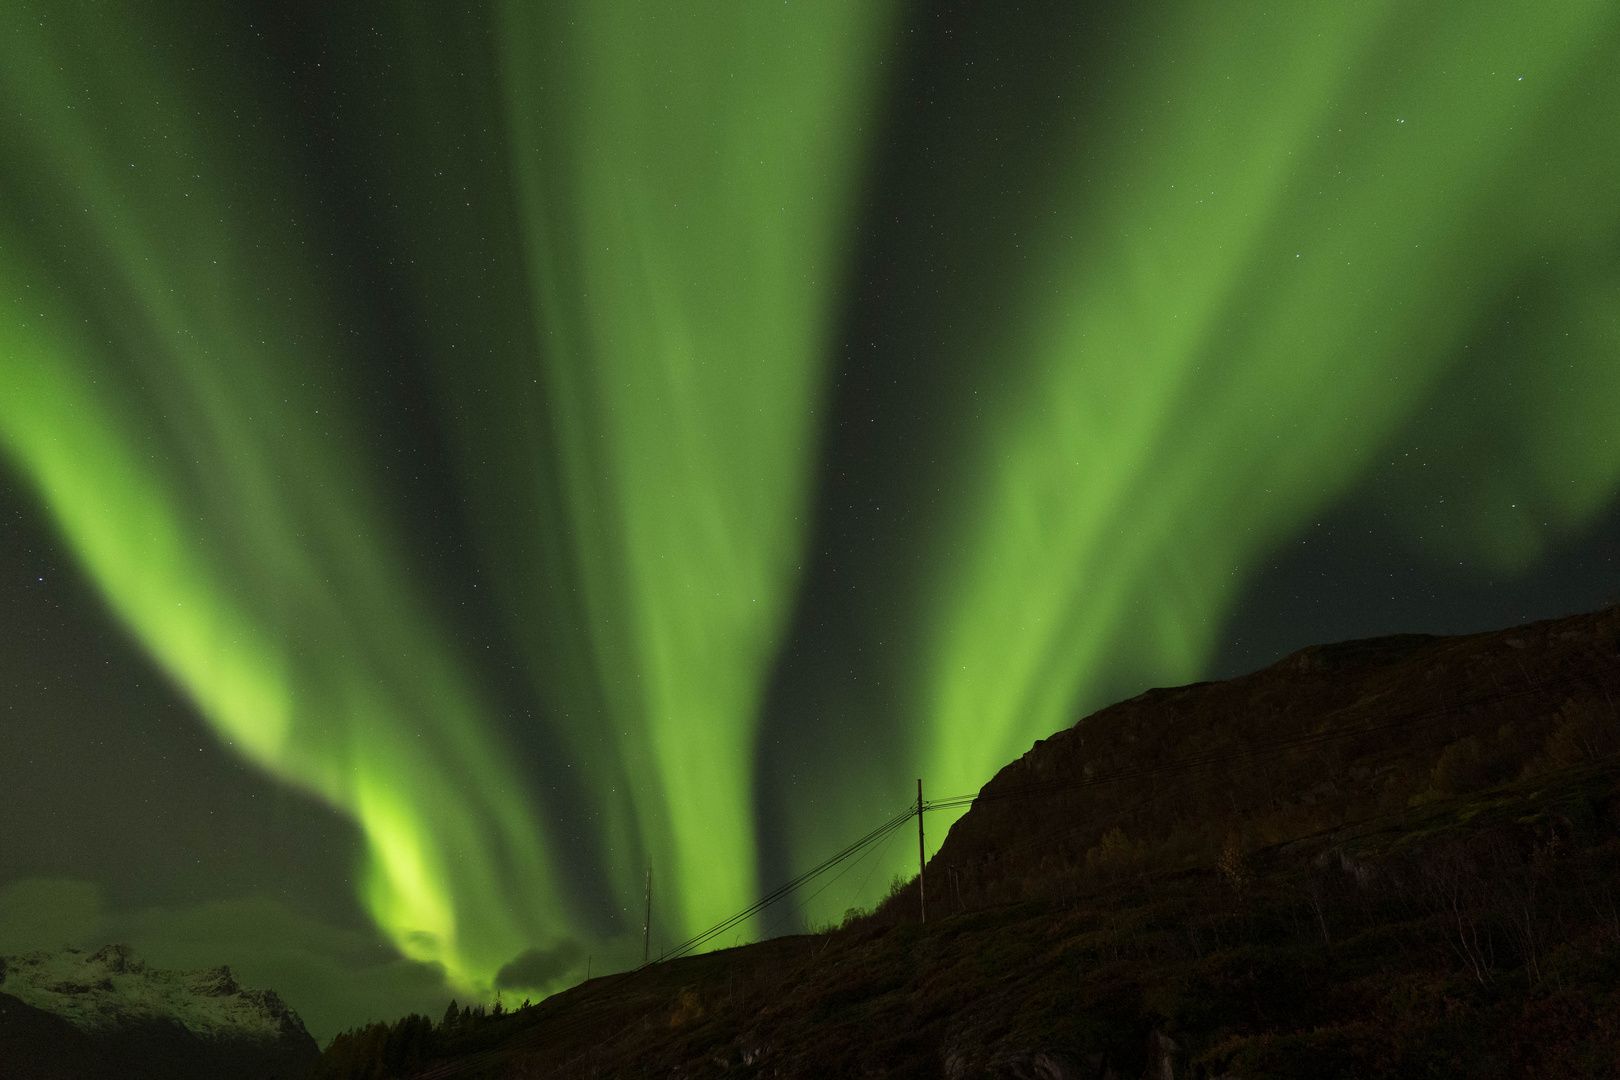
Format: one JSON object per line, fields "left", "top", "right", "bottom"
{"left": 311, "top": 997, "right": 531, "bottom": 1080}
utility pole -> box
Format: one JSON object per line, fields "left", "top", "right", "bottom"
{"left": 917, "top": 779, "right": 926, "bottom": 925}
{"left": 642, "top": 868, "right": 652, "bottom": 966}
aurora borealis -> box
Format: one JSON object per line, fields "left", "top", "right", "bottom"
{"left": 3, "top": 0, "right": 1619, "bottom": 1039}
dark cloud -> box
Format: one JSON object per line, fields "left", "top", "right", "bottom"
{"left": 495, "top": 940, "right": 585, "bottom": 991}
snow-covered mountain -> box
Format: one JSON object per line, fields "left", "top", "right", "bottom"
{"left": 0, "top": 944, "right": 318, "bottom": 1080}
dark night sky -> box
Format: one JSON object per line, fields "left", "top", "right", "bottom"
{"left": 2, "top": 0, "right": 1618, "bottom": 1040}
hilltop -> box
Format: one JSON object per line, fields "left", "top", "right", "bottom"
{"left": 315, "top": 606, "right": 1620, "bottom": 1078}
{"left": 906, "top": 603, "right": 1620, "bottom": 919}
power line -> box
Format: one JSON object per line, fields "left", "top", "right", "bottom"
{"left": 763, "top": 814, "right": 906, "bottom": 939}
{"left": 661, "top": 807, "right": 918, "bottom": 961}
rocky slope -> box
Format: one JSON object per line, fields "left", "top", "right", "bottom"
{"left": 0, "top": 943, "right": 318, "bottom": 1080}
{"left": 312, "top": 605, "right": 1620, "bottom": 1078}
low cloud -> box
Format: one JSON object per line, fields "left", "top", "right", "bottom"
{"left": 0, "top": 878, "right": 104, "bottom": 953}
{"left": 495, "top": 939, "right": 584, "bottom": 990}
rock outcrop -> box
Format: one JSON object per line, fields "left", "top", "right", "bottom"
{"left": 0, "top": 944, "right": 318, "bottom": 1080}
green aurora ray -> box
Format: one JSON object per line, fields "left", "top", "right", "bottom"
{"left": 755, "top": 0, "right": 1620, "bottom": 921}
{"left": 909, "top": 0, "right": 1620, "bottom": 835}
{"left": 495, "top": 0, "right": 897, "bottom": 938}
{"left": 0, "top": 5, "right": 574, "bottom": 993}
{"left": 0, "top": 0, "right": 896, "bottom": 991}
{"left": 3, "top": 0, "right": 1620, "bottom": 997}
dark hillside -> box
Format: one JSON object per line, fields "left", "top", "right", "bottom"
{"left": 312, "top": 606, "right": 1620, "bottom": 1079}
{"left": 897, "top": 606, "right": 1620, "bottom": 920}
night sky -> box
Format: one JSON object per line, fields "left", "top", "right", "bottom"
{"left": 3, "top": 1, "right": 1618, "bottom": 1040}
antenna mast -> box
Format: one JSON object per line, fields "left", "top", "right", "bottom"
{"left": 917, "top": 779, "right": 927, "bottom": 925}
{"left": 642, "top": 867, "right": 652, "bottom": 966}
